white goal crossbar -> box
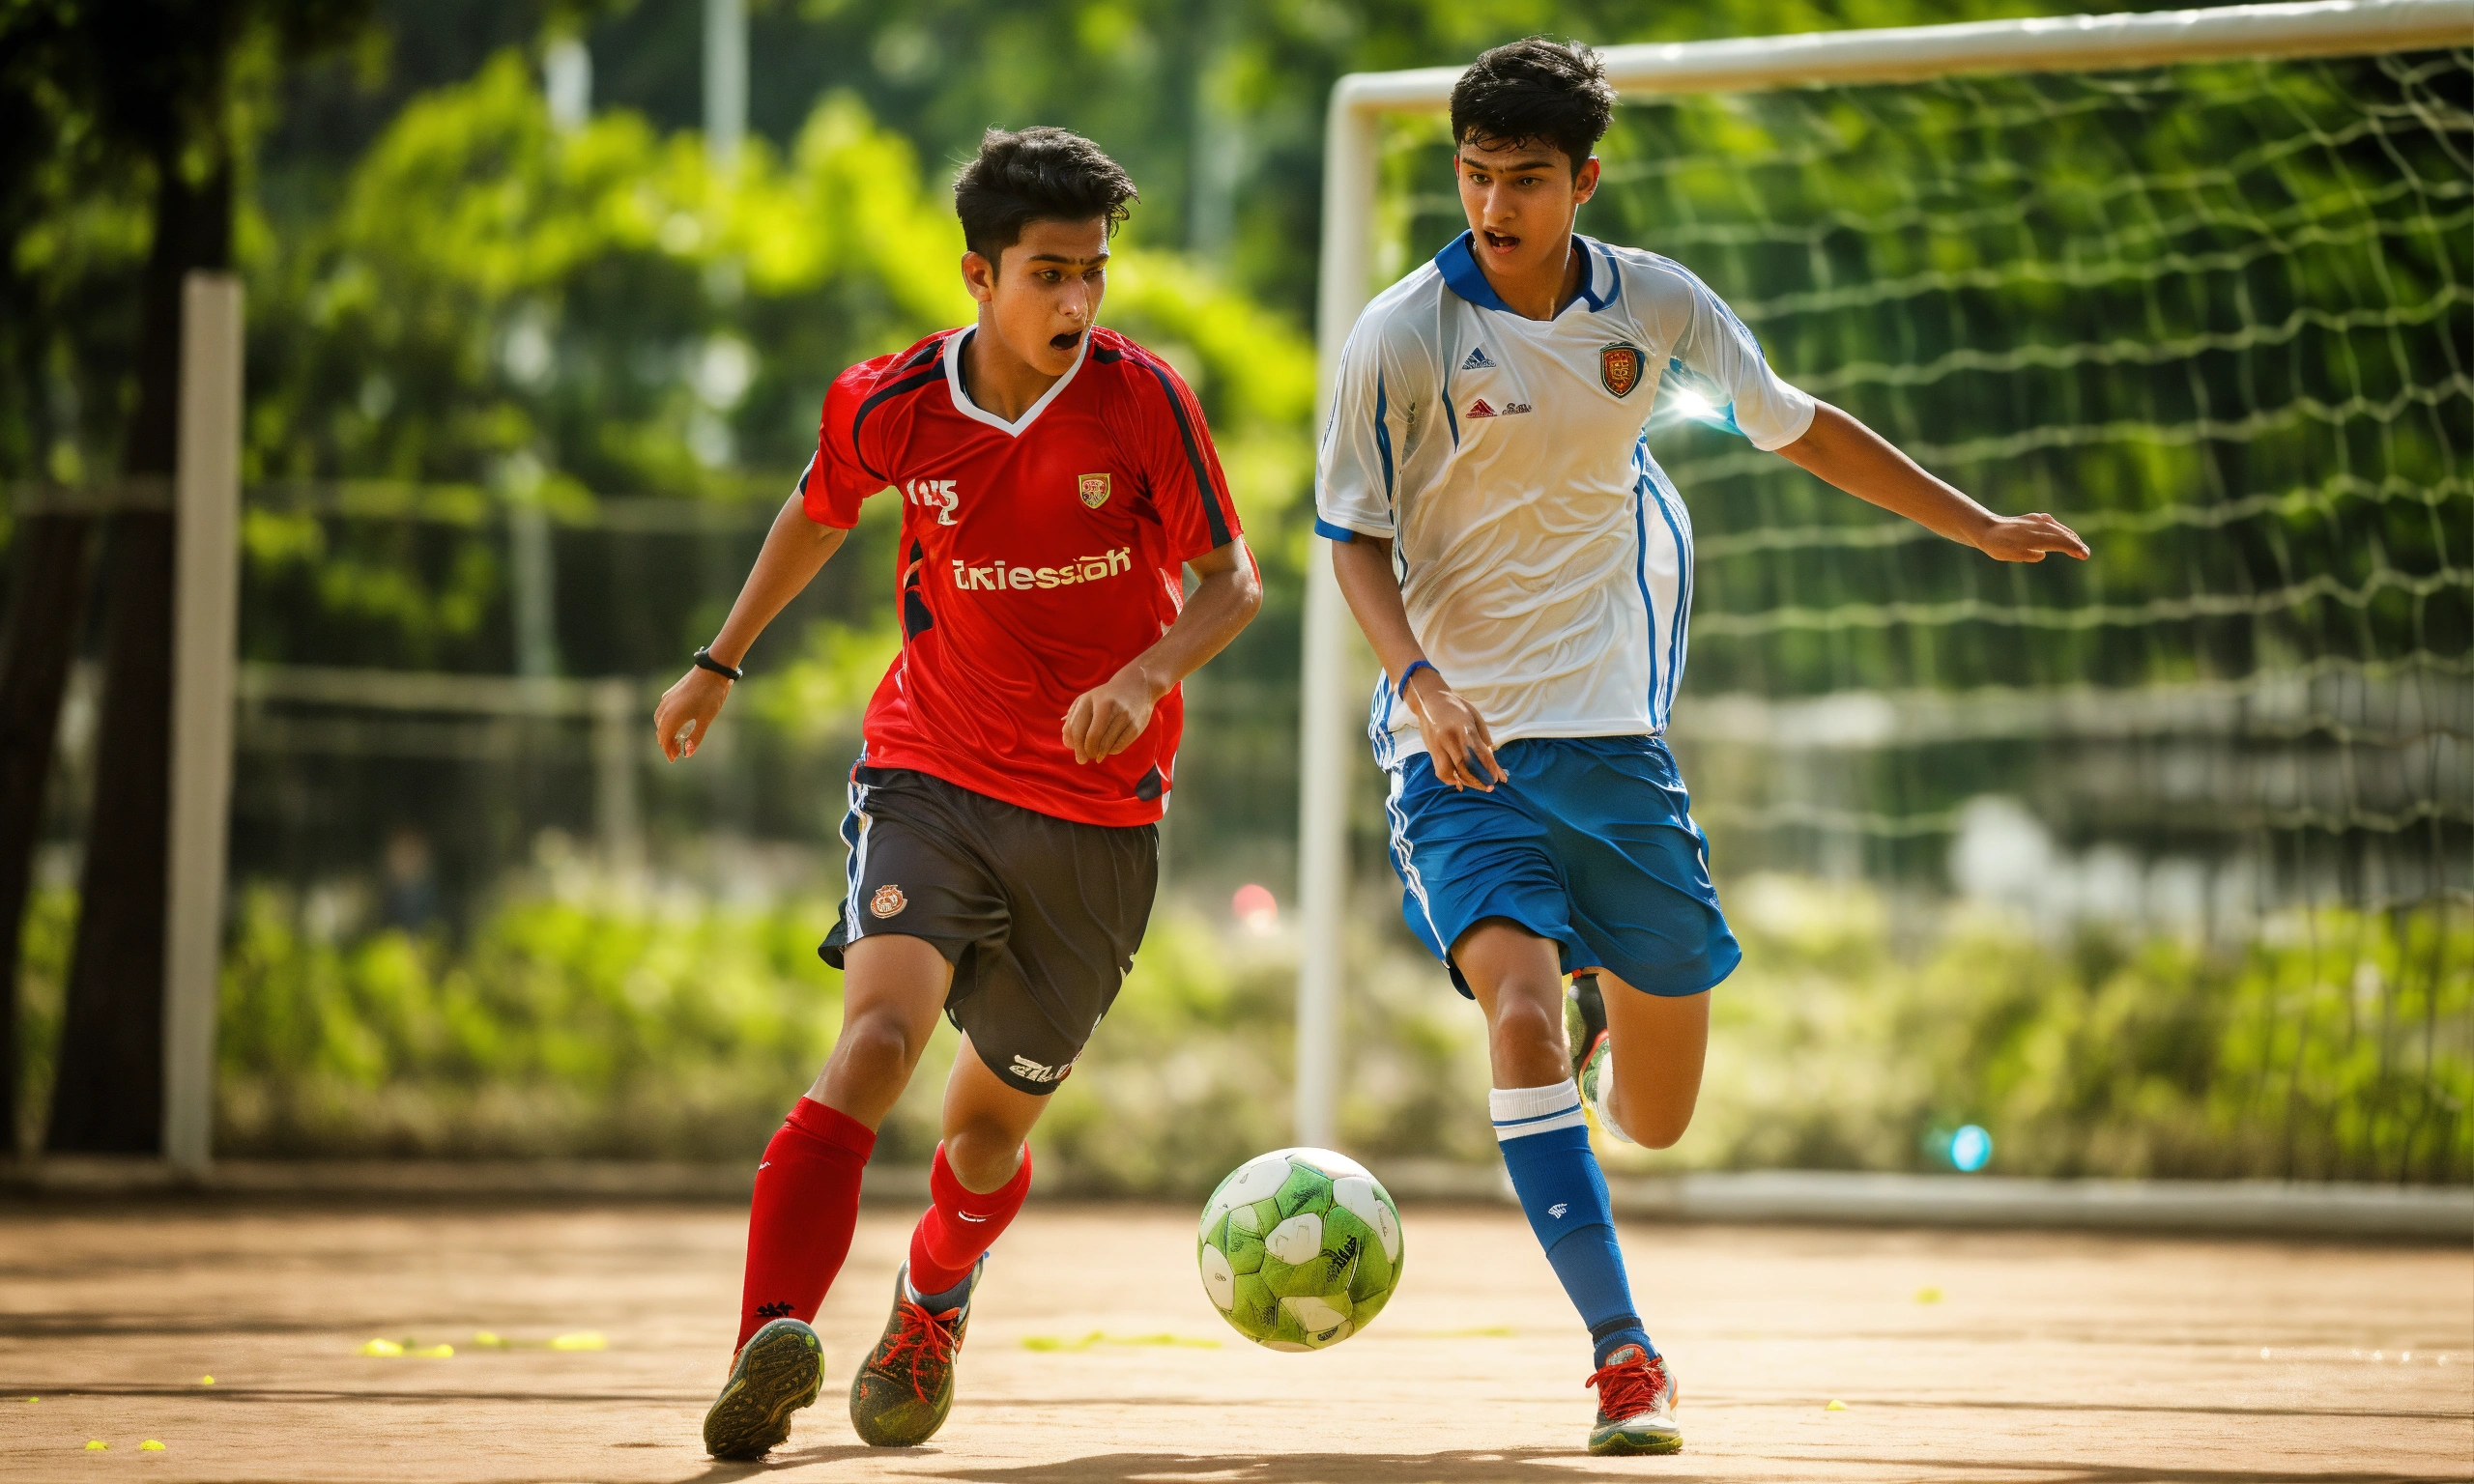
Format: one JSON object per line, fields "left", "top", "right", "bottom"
{"left": 1290, "top": 0, "right": 2474, "bottom": 1150}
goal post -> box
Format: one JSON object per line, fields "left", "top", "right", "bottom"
{"left": 1293, "top": 0, "right": 2474, "bottom": 1151}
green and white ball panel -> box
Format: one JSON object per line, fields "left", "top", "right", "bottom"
{"left": 1196, "top": 1148, "right": 1403, "bottom": 1352}
{"left": 1197, "top": 1242, "right": 1236, "bottom": 1310}
{"left": 1331, "top": 1175, "right": 1401, "bottom": 1263}
{"left": 1197, "top": 1151, "right": 1296, "bottom": 1241}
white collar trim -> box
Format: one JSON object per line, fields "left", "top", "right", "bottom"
{"left": 943, "top": 328, "right": 1089, "bottom": 436}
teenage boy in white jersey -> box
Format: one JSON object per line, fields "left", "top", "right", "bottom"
{"left": 1318, "top": 39, "right": 2087, "bottom": 1457}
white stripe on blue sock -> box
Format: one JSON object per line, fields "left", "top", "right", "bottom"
{"left": 1490, "top": 1081, "right": 1587, "bottom": 1141}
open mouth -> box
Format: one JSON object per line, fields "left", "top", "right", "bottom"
{"left": 1050, "top": 329, "right": 1085, "bottom": 351}
{"left": 1481, "top": 230, "right": 1521, "bottom": 254}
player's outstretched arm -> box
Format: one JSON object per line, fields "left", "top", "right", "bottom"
{"left": 1060, "top": 537, "right": 1263, "bottom": 765}
{"left": 1329, "top": 536, "right": 1507, "bottom": 793}
{"left": 1775, "top": 402, "right": 2089, "bottom": 563}
{"left": 653, "top": 494, "right": 849, "bottom": 761}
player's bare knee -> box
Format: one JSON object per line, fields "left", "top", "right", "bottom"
{"left": 1485, "top": 994, "right": 1568, "bottom": 1070}
{"left": 831, "top": 1010, "right": 923, "bottom": 1088}
{"left": 941, "top": 1127, "right": 1026, "bottom": 1193}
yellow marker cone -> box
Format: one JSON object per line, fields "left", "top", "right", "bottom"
{"left": 546, "top": 1331, "right": 606, "bottom": 1351}
{"left": 1913, "top": 1286, "right": 1942, "bottom": 1303}
{"left": 140, "top": 1441, "right": 165, "bottom": 1451}
{"left": 408, "top": 1343, "right": 454, "bottom": 1358}
{"left": 1825, "top": 1399, "right": 1849, "bottom": 1412}
{"left": 198, "top": 1376, "right": 214, "bottom": 1385}
{"left": 359, "top": 1338, "right": 405, "bottom": 1357}
{"left": 22, "top": 1396, "right": 35, "bottom": 1404}
{"left": 472, "top": 1331, "right": 506, "bottom": 1349}
{"left": 84, "top": 1440, "right": 106, "bottom": 1450}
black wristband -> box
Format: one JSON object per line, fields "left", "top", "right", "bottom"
{"left": 693, "top": 645, "right": 742, "bottom": 682}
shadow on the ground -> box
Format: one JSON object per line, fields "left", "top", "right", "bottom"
{"left": 1829, "top": 1462, "right": 2458, "bottom": 1484}
{"left": 893, "top": 1454, "right": 2467, "bottom": 1484}
{"left": 677, "top": 1443, "right": 885, "bottom": 1481}
{"left": 0, "top": 1383, "right": 705, "bottom": 1405}
{"left": 906, "top": 1451, "right": 1575, "bottom": 1483}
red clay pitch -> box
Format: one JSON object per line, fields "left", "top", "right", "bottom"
{"left": 1, "top": 1202, "right": 2465, "bottom": 1481}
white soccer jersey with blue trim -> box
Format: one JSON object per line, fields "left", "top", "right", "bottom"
{"left": 1316, "top": 231, "right": 1816, "bottom": 767}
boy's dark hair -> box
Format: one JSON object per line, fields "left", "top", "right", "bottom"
{"left": 953, "top": 127, "right": 1138, "bottom": 269}
{"left": 1450, "top": 38, "right": 1615, "bottom": 172}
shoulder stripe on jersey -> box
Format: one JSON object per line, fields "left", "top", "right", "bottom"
{"left": 849, "top": 364, "right": 945, "bottom": 485}
{"left": 1135, "top": 356, "right": 1234, "bottom": 549}
{"left": 1574, "top": 238, "right": 1620, "bottom": 312}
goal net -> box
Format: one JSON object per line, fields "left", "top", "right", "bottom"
{"left": 1302, "top": 3, "right": 2471, "bottom": 1179}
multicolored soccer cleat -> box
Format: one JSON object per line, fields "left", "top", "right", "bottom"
{"left": 1566, "top": 972, "right": 1606, "bottom": 1075}
{"left": 848, "top": 1257, "right": 983, "bottom": 1446}
{"left": 701, "top": 1317, "right": 823, "bottom": 1461}
{"left": 1577, "top": 1029, "right": 1633, "bottom": 1145}
{"left": 1587, "top": 1343, "right": 1682, "bottom": 1455}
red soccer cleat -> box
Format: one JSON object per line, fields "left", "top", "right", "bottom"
{"left": 1587, "top": 1344, "right": 1681, "bottom": 1455}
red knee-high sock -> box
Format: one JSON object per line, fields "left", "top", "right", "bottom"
{"left": 734, "top": 1097, "right": 875, "bottom": 1352}
{"left": 906, "top": 1142, "right": 1031, "bottom": 1298}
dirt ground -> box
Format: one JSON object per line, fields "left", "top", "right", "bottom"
{"left": 0, "top": 1201, "right": 2466, "bottom": 1483}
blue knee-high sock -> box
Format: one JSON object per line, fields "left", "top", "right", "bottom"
{"left": 1492, "top": 1081, "right": 1654, "bottom": 1367}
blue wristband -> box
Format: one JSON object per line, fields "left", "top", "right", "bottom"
{"left": 1397, "top": 659, "right": 1437, "bottom": 694}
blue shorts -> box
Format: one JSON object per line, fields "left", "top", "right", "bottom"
{"left": 1383, "top": 735, "right": 1739, "bottom": 999}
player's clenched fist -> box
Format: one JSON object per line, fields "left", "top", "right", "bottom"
{"left": 655, "top": 667, "right": 732, "bottom": 761}
{"left": 1062, "top": 668, "right": 1164, "bottom": 764}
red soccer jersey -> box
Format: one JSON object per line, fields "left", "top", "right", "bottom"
{"left": 800, "top": 326, "right": 1244, "bottom": 827}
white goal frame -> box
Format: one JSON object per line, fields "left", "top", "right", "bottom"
{"left": 1291, "top": 0, "right": 2474, "bottom": 1149}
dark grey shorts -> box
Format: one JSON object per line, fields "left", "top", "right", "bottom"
{"left": 820, "top": 764, "right": 1158, "bottom": 1096}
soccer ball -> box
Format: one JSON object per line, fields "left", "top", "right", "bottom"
{"left": 1195, "top": 1147, "right": 1403, "bottom": 1351}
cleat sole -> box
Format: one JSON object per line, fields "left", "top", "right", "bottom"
{"left": 1590, "top": 1424, "right": 1683, "bottom": 1456}
{"left": 703, "top": 1320, "right": 822, "bottom": 1461}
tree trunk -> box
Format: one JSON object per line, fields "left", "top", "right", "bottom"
{"left": 0, "top": 515, "right": 96, "bottom": 1155}
{"left": 43, "top": 146, "right": 229, "bottom": 1155}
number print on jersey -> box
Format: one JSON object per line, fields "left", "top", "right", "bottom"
{"left": 906, "top": 477, "right": 960, "bottom": 525}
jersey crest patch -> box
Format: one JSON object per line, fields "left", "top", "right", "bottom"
{"left": 1077, "top": 472, "right": 1111, "bottom": 509}
{"left": 869, "top": 884, "right": 907, "bottom": 919}
{"left": 1460, "top": 346, "right": 1495, "bottom": 370}
{"left": 1600, "top": 342, "right": 1645, "bottom": 398}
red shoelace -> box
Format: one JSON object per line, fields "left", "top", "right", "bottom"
{"left": 877, "top": 1299, "right": 958, "bottom": 1403}
{"left": 1585, "top": 1351, "right": 1669, "bottom": 1420}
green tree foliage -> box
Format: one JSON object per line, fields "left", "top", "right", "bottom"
{"left": 0, "top": 0, "right": 378, "bottom": 484}
{"left": 566, "top": 0, "right": 2098, "bottom": 327}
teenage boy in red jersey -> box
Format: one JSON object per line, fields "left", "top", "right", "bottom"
{"left": 653, "top": 127, "right": 1259, "bottom": 1461}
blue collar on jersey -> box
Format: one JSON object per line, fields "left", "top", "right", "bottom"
{"left": 1435, "top": 230, "right": 1618, "bottom": 317}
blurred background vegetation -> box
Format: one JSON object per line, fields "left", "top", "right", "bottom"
{"left": 2, "top": 0, "right": 2464, "bottom": 1183}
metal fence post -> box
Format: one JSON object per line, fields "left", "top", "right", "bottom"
{"left": 163, "top": 271, "right": 243, "bottom": 1177}
{"left": 1293, "top": 90, "right": 1381, "bottom": 1152}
